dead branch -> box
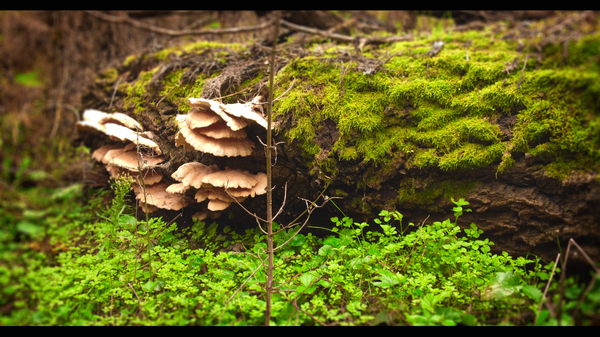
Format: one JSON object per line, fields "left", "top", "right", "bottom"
{"left": 85, "top": 11, "right": 274, "bottom": 37}
{"left": 535, "top": 253, "right": 560, "bottom": 325}
{"left": 557, "top": 238, "right": 600, "bottom": 326}
{"left": 517, "top": 52, "right": 529, "bottom": 90}
{"left": 280, "top": 19, "right": 413, "bottom": 45}
{"left": 272, "top": 182, "right": 288, "bottom": 221}
{"left": 223, "top": 255, "right": 267, "bottom": 313}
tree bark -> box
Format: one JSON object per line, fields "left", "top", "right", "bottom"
{"left": 79, "top": 13, "right": 600, "bottom": 268}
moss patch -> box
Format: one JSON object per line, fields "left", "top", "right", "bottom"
{"left": 273, "top": 28, "right": 600, "bottom": 178}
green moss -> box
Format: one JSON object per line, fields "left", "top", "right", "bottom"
{"left": 123, "top": 66, "right": 160, "bottom": 114}
{"left": 272, "top": 27, "right": 600, "bottom": 177}
{"left": 437, "top": 142, "right": 506, "bottom": 171}
{"left": 333, "top": 189, "right": 348, "bottom": 197}
{"left": 152, "top": 41, "right": 244, "bottom": 62}
{"left": 544, "top": 158, "right": 598, "bottom": 181}
{"left": 123, "top": 55, "right": 138, "bottom": 67}
{"left": 397, "top": 178, "right": 480, "bottom": 212}
{"left": 100, "top": 67, "right": 118, "bottom": 82}
{"left": 156, "top": 68, "right": 211, "bottom": 112}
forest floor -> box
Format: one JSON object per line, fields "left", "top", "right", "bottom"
{"left": 1, "top": 11, "right": 599, "bottom": 326}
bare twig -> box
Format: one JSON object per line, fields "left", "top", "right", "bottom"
{"left": 223, "top": 189, "right": 268, "bottom": 225}
{"left": 280, "top": 19, "right": 412, "bottom": 45}
{"left": 263, "top": 11, "right": 280, "bottom": 326}
{"left": 128, "top": 282, "right": 144, "bottom": 313}
{"left": 274, "top": 180, "right": 332, "bottom": 235}
{"left": 557, "top": 238, "right": 600, "bottom": 323}
{"left": 85, "top": 11, "right": 274, "bottom": 37}
{"left": 222, "top": 257, "right": 267, "bottom": 317}
{"left": 556, "top": 238, "right": 600, "bottom": 326}
{"left": 50, "top": 56, "right": 69, "bottom": 139}
{"left": 273, "top": 195, "right": 332, "bottom": 252}
{"left": 272, "top": 182, "right": 288, "bottom": 221}
{"left": 517, "top": 52, "right": 529, "bottom": 90}
{"left": 286, "top": 298, "right": 330, "bottom": 326}
{"left": 254, "top": 78, "right": 297, "bottom": 105}
{"left": 108, "top": 77, "right": 122, "bottom": 110}
{"left": 535, "top": 253, "right": 560, "bottom": 325}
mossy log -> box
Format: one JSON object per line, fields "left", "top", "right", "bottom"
{"left": 79, "top": 16, "right": 600, "bottom": 265}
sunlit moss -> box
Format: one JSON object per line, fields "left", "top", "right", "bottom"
{"left": 123, "top": 66, "right": 160, "bottom": 114}
{"left": 271, "top": 27, "right": 600, "bottom": 178}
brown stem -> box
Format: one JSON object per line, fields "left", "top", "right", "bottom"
{"left": 264, "top": 11, "right": 281, "bottom": 327}
{"left": 280, "top": 19, "right": 412, "bottom": 45}
{"left": 85, "top": 11, "right": 274, "bottom": 37}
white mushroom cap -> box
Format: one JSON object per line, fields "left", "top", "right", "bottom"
{"left": 171, "top": 162, "right": 220, "bottom": 189}
{"left": 141, "top": 203, "right": 159, "bottom": 214}
{"left": 192, "top": 211, "right": 208, "bottom": 221}
{"left": 78, "top": 110, "right": 145, "bottom": 134}
{"left": 82, "top": 109, "right": 112, "bottom": 124}
{"left": 98, "top": 112, "right": 144, "bottom": 131}
{"left": 76, "top": 120, "right": 107, "bottom": 133}
{"left": 103, "top": 144, "right": 165, "bottom": 170}
{"left": 165, "top": 183, "right": 191, "bottom": 195}
{"left": 186, "top": 108, "right": 224, "bottom": 129}
{"left": 194, "top": 189, "right": 212, "bottom": 202}
{"left": 225, "top": 172, "right": 268, "bottom": 198}
{"left": 175, "top": 131, "right": 195, "bottom": 151}
{"left": 222, "top": 103, "right": 268, "bottom": 129}
{"left": 207, "top": 199, "right": 231, "bottom": 211}
{"left": 134, "top": 183, "right": 193, "bottom": 211}
{"left": 95, "top": 143, "right": 137, "bottom": 164}
{"left": 187, "top": 98, "right": 247, "bottom": 131}
{"left": 104, "top": 123, "right": 162, "bottom": 155}
{"left": 91, "top": 144, "right": 122, "bottom": 162}
{"left": 201, "top": 168, "right": 258, "bottom": 189}
{"left": 176, "top": 115, "right": 253, "bottom": 157}
{"left": 194, "top": 122, "right": 248, "bottom": 139}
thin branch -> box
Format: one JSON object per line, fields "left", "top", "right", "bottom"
{"left": 535, "top": 253, "right": 560, "bottom": 325}
{"left": 272, "top": 182, "right": 288, "bottom": 221}
{"left": 286, "top": 298, "right": 330, "bottom": 326}
{"left": 280, "top": 19, "right": 412, "bottom": 45}
{"left": 85, "top": 11, "right": 274, "bottom": 37}
{"left": 273, "top": 179, "right": 332, "bottom": 235}
{"left": 128, "top": 282, "right": 144, "bottom": 313}
{"left": 108, "top": 76, "right": 122, "bottom": 110}
{"left": 517, "top": 52, "right": 529, "bottom": 90}
{"left": 224, "top": 189, "right": 268, "bottom": 224}
{"left": 223, "top": 258, "right": 266, "bottom": 309}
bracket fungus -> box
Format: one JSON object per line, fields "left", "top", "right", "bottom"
{"left": 167, "top": 162, "right": 267, "bottom": 215}
{"left": 79, "top": 96, "right": 271, "bottom": 216}
{"left": 174, "top": 97, "right": 270, "bottom": 157}
{"left": 169, "top": 97, "right": 271, "bottom": 216}
{"left": 78, "top": 109, "right": 190, "bottom": 214}
{"left": 133, "top": 183, "right": 193, "bottom": 212}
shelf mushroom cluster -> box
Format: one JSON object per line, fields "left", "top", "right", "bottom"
{"left": 170, "top": 97, "right": 270, "bottom": 219}
{"left": 167, "top": 162, "right": 267, "bottom": 221}
{"left": 175, "top": 97, "right": 268, "bottom": 157}
{"left": 77, "top": 109, "right": 193, "bottom": 213}
{"left": 77, "top": 96, "right": 270, "bottom": 217}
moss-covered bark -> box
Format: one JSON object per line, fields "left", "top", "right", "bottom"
{"left": 80, "top": 13, "right": 600, "bottom": 264}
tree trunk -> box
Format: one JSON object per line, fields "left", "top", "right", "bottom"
{"left": 79, "top": 12, "right": 600, "bottom": 267}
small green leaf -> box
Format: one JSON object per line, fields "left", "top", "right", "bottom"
{"left": 299, "top": 272, "right": 317, "bottom": 288}
{"left": 372, "top": 270, "right": 402, "bottom": 288}
{"left": 461, "top": 314, "right": 478, "bottom": 326}
{"left": 522, "top": 285, "right": 543, "bottom": 302}
{"left": 15, "top": 70, "right": 43, "bottom": 87}
{"left": 17, "top": 221, "right": 42, "bottom": 236}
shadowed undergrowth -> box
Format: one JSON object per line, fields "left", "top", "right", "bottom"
{"left": 1, "top": 176, "right": 598, "bottom": 326}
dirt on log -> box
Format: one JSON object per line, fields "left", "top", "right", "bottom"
{"left": 77, "top": 11, "right": 600, "bottom": 268}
